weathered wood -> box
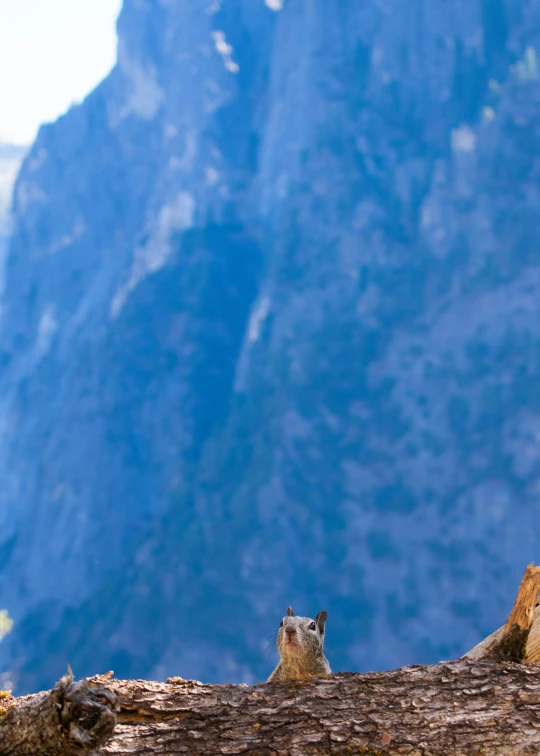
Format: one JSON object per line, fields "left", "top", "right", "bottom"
{"left": 5, "top": 661, "right": 540, "bottom": 754}
{"left": 104, "top": 662, "right": 540, "bottom": 754}
{"left": 0, "top": 671, "right": 117, "bottom": 756}
{"left": 465, "top": 563, "right": 540, "bottom": 663}
{"left": 92, "top": 661, "right": 540, "bottom": 755}
{"left": 504, "top": 564, "right": 540, "bottom": 634}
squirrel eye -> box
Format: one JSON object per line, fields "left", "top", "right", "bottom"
{"left": 309, "top": 621, "right": 316, "bottom": 630}
{"left": 279, "top": 620, "right": 283, "bottom": 628}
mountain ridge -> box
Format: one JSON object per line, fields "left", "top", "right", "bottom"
{"left": 2, "top": 0, "right": 540, "bottom": 693}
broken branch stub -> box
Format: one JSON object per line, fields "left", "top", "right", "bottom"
{"left": 0, "top": 671, "right": 118, "bottom": 755}
{"left": 465, "top": 562, "right": 540, "bottom": 662}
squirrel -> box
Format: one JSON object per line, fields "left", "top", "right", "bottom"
{"left": 267, "top": 606, "right": 331, "bottom": 682}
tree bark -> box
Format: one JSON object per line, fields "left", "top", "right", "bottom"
{"left": 4, "top": 660, "right": 540, "bottom": 754}
{"left": 0, "top": 671, "right": 117, "bottom": 756}
{"left": 95, "top": 661, "right": 540, "bottom": 754}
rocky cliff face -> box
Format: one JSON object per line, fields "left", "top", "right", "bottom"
{"left": 2, "top": 0, "right": 540, "bottom": 693}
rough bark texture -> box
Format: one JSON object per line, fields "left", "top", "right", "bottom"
{"left": 0, "top": 673, "right": 117, "bottom": 755}
{"left": 5, "top": 661, "right": 540, "bottom": 754}
{"left": 100, "top": 662, "right": 540, "bottom": 754}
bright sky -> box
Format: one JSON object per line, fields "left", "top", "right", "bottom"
{"left": 0, "top": 0, "right": 122, "bottom": 145}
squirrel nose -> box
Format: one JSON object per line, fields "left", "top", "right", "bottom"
{"left": 285, "top": 626, "right": 297, "bottom": 639}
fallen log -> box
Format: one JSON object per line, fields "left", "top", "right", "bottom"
{"left": 91, "top": 660, "right": 540, "bottom": 755}
{"left": 3, "top": 660, "right": 540, "bottom": 755}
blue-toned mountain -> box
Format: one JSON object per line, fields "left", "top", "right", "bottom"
{"left": 2, "top": 0, "right": 540, "bottom": 693}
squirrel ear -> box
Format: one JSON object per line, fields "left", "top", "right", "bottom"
{"left": 287, "top": 606, "right": 294, "bottom": 617}
{"left": 315, "top": 611, "right": 328, "bottom": 633}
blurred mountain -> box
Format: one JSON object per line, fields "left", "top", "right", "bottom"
{"left": 3, "top": 0, "right": 540, "bottom": 693}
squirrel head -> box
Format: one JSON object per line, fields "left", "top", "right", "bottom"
{"left": 275, "top": 606, "right": 328, "bottom": 664}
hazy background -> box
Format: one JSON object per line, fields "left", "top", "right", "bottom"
{"left": 2, "top": 0, "right": 540, "bottom": 694}
{"left": 0, "top": 0, "right": 121, "bottom": 144}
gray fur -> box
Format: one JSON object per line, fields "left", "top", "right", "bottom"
{"left": 267, "top": 607, "right": 331, "bottom": 682}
